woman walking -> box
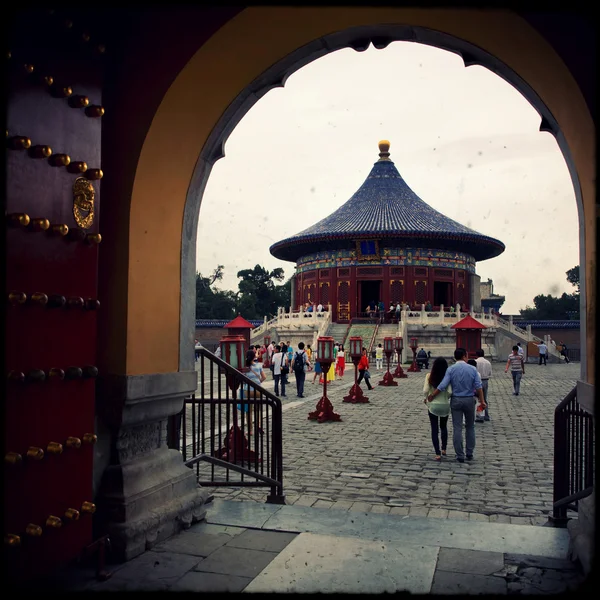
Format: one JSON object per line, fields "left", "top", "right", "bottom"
{"left": 336, "top": 345, "right": 346, "bottom": 377}
{"left": 356, "top": 347, "right": 374, "bottom": 391}
{"left": 423, "top": 357, "right": 452, "bottom": 461}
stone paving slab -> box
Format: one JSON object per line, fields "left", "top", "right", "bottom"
{"left": 436, "top": 547, "right": 504, "bottom": 575}
{"left": 224, "top": 529, "right": 297, "bottom": 552}
{"left": 192, "top": 545, "right": 280, "bottom": 579}
{"left": 431, "top": 570, "right": 508, "bottom": 595}
{"left": 244, "top": 531, "right": 439, "bottom": 594}
{"left": 199, "top": 364, "right": 580, "bottom": 524}
{"left": 170, "top": 571, "right": 252, "bottom": 592}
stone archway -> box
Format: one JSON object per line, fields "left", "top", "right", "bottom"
{"left": 111, "top": 7, "right": 594, "bottom": 381}
{"left": 96, "top": 6, "right": 594, "bottom": 559}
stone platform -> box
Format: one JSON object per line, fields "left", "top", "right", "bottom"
{"left": 25, "top": 499, "right": 588, "bottom": 593}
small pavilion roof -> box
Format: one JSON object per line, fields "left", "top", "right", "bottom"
{"left": 270, "top": 141, "right": 505, "bottom": 263}
{"left": 451, "top": 315, "right": 488, "bottom": 330}
{"left": 223, "top": 315, "right": 255, "bottom": 329}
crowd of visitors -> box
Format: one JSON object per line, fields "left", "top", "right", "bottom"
{"left": 204, "top": 333, "right": 567, "bottom": 463}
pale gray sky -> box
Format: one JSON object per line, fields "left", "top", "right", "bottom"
{"left": 196, "top": 42, "right": 579, "bottom": 315}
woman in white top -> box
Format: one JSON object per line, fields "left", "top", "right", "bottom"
{"left": 423, "top": 357, "right": 452, "bottom": 461}
{"left": 336, "top": 346, "right": 346, "bottom": 377}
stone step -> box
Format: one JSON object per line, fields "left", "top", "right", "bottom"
{"left": 205, "top": 499, "right": 571, "bottom": 560}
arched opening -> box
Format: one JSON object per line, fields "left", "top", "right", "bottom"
{"left": 173, "top": 21, "right": 590, "bottom": 379}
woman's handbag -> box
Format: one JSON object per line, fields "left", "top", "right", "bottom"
{"left": 364, "top": 369, "right": 371, "bottom": 378}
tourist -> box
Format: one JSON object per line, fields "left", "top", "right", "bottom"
{"left": 292, "top": 342, "right": 310, "bottom": 398}
{"left": 267, "top": 339, "right": 275, "bottom": 362}
{"left": 214, "top": 344, "right": 222, "bottom": 359}
{"left": 536, "top": 340, "right": 548, "bottom": 365}
{"left": 417, "top": 348, "right": 429, "bottom": 369}
{"left": 425, "top": 300, "right": 433, "bottom": 312}
{"left": 517, "top": 342, "right": 524, "bottom": 359}
{"left": 395, "top": 302, "right": 401, "bottom": 323}
{"left": 316, "top": 302, "right": 323, "bottom": 313}
{"left": 423, "top": 357, "right": 452, "bottom": 461}
{"left": 337, "top": 345, "right": 346, "bottom": 377}
{"left": 375, "top": 343, "right": 384, "bottom": 371}
{"left": 194, "top": 339, "right": 201, "bottom": 362}
{"left": 286, "top": 343, "right": 294, "bottom": 383}
{"left": 312, "top": 348, "right": 322, "bottom": 384}
{"left": 238, "top": 350, "right": 266, "bottom": 431}
{"left": 357, "top": 347, "right": 374, "bottom": 391}
{"left": 475, "top": 348, "right": 492, "bottom": 422}
{"left": 271, "top": 344, "right": 287, "bottom": 397}
{"left": 559, "top": 341, "right": 570, "bottom": 363}
{"left": 505, "top": 345, "right": 525, "bottom": 395}
{"left": 426, "top": 348, "right": 485, "bottom": 463}
{"left": 306, "top": 344, "right": 313, "bottom": 362}
{"left": 333, "top": 343, "right": 339, "bottom": 377}
{"left": 320, "top": 351, "right": 336, "bottom": 385}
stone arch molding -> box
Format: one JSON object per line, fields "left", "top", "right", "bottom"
{"left": 178, "top": 19, "right": 589, "bottom": 379}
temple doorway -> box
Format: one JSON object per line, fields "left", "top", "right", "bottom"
{"left": 434, "top": 281, "right": 453, "bottom": 308}
{"left": 358, "top": 280, "right": 381, "bottom": 314}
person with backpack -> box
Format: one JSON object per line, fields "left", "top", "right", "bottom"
{"left": 293, "top": 342, "right": 310, "bottom": 398}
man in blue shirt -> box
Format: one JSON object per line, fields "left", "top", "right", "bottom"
{"left": 427, "top": 348, "right": 486, "bottom": 462}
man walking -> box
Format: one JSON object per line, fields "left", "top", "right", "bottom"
{"left": 292, "top": 342, "right": 310, "bottom": 398}
{"left": 536, "top": 340, "right": 548, "bottom": 365}
{"left": 475, "top": 348, "right": 492, "bottom": 422}
{"left": 427, "top": 348, "right": 485, "bottom": 462}
{"left": 271, "top": 345, "right": 287, "bottom": 398}
{"left": 505, "top": 345, "right": 525, "bottom": 395}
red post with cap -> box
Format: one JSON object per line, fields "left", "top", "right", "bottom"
{"left": 379, "top": 336, "right": 398, "bottom": 386}
{"left": 393, "top": 336, "right": 408, "bottom": 378}
{"left": 308, "top": 336, "right": 342, "bottom": 422}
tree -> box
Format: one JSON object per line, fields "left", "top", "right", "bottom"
{"left": 195, "top": 265, "right": 237, "bottom": 319}
{"left": 519, "top": 265, "right": 580, "bottom": 320}
{"left": 566, "top": 265, "right": 580, "bottom": 293}
{"left": 236, "top": 265, "right": 289, "bottom": 320}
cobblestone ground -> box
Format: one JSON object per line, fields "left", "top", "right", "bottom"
{"left": 196, "top": 362, "right": 580, "bottom": 525}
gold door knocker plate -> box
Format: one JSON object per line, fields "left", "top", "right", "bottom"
{"left": 73, "top": 177, "right": 95, "bottom": 229}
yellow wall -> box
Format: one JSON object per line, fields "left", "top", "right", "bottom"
{"left": 126, "top": 7, "right": 595, "bottom": 380}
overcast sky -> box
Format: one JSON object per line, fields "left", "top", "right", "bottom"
{"left": 196, "top": 42, "right": 579, "bottom": 315}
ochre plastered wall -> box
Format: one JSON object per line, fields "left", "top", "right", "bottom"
{"left": 125, "top": 7, "right": 595, "bottom": 380}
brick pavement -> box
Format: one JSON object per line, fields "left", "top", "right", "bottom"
{"left": 197, "top": 363, "right": 580, "bottom": 525}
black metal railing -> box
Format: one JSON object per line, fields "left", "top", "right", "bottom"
{"left": 169, "top": 348, "right": 285, "bottom": 504}
{"left": 552, "top": 386, "right": 594, "bottom": 525}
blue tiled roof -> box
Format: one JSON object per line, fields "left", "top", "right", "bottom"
{"left": 195, "top": 319, "right": 263, "bottom": 328}
{"left": 270, "top": 150, "right": 505, "bottom": 262}
{"left": 515, "top": 320, "right": 580, "bottom": 329}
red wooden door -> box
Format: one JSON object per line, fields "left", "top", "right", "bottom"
{"left": 5, "top": 9, "right": 104, "bottom": 581}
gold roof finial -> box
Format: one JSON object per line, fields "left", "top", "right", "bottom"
{"left": 378, "top": 140, "right": 391, "bottom": 161}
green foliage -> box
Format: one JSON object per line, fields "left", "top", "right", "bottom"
{"left": 235, "top": 265, "right": 288, "bottom": 320}
{"left": 519, "top": 265, "right": 580, "bottom": 320}
{"left": 565, "top": 265, "right": 580, "bottom": 292}
{"left": 195, "top": 266, "right": 237, "bottom": 319}
{"left": 195, "top": 264, "right": 291, "bottom": 320}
